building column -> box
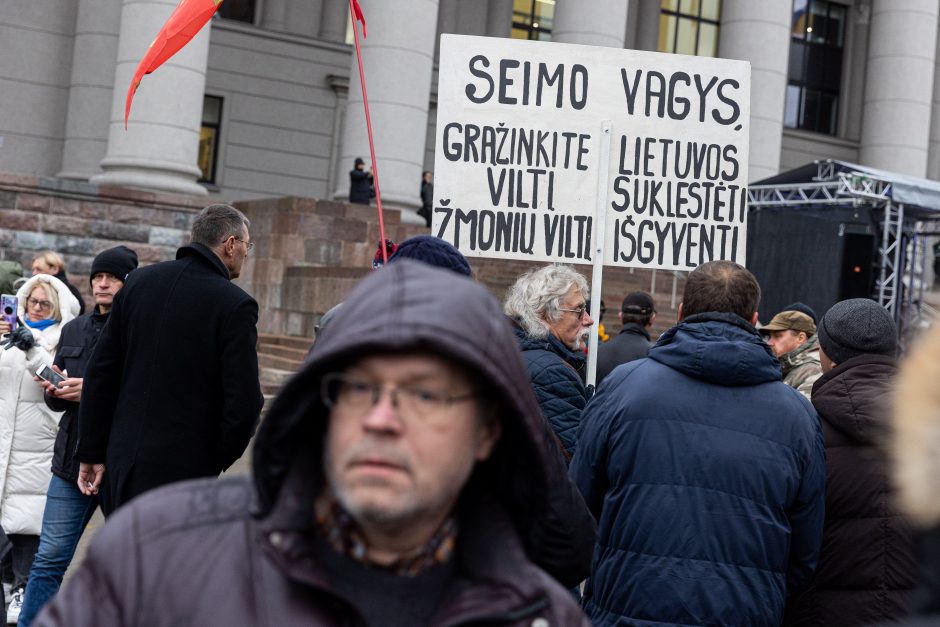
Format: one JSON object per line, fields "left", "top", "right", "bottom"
{"left": 91, "top": 0, "right": 210, "bottom": 196}
{"left": 486, "top": 0, "right": 513, "bottom": 39}
{"left": 262, "top": 0, "right": 289, "bottom": 32}
{"left": 319, "top": 0, "right": 348, "bottom": 43}
{"left": 632, "top": 0, "right": 662, "bottom": 52}
{"left": 336, "top": 0, "right": 439, "bottom": 218}
{"left": 718, "top": 0, "right": 790, "bottom": 182}
{"left": 551, "top": 0, "right": 629, "bottom": 48}
{"left": 58, "top": 0, "right": 122, "bottom": 181}
{"left": 928, "top": 16, "right": 940, "bottom": 180}
{"left": 862, "top": 0, "right": 940, "bottom": 177}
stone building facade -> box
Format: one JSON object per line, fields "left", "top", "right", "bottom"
{"left": 6, "top": 0, "right": 940, "bottom": 212}
{"left": 4, "top": 0, "right": 938, "bottom": 338}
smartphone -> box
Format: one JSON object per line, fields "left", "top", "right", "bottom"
{"left": 1, "top": 294, "right": 15, "bottom": 333}
{"left": 36, "top": 365, "right": 65, "bottom": 388}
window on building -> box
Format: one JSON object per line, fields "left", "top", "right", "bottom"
{"left": 784, "top": 0, "right": 846, "bottom": 136}
{"left": 511, "top": 0, "right": 554, "bottom": 41}
{"left": 658, "top": 0, "right": 721, "bottom": 57}
{"left": 217, "top": 0, "right": 257, "bottom": 24}
{"left": 199, "top": 96, "right": 223, "bottom": 185}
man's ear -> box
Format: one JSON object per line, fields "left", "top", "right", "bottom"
{"left": 648, "top": 312, "right": 657, "bottom": 328}
{"left": 677, "top": 303, "right": 684, "bottom": 322}
{"left": 618, "top": 311, "right": 623, "bottom": 324}
{"left": 475, "top": 418, "right": 502, "bottom": 462}
{"left": 749, "top": 311, "right": 759, "bottom": 326}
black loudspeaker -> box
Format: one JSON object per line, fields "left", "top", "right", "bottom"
{"left": 746, "top": 207, "right": 875, "bottom": 320}
{"left": 838, "top": 233, "right": 876, "bottom": 301}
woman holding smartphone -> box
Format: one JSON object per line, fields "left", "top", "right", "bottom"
{"left": 0, "top": 274, "right": 78, "bottom": 622}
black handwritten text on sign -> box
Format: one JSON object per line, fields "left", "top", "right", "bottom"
{"left": 432, "top": 35, "right": 750, "bottom": 271}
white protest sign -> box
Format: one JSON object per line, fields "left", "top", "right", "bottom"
{"left": 432, "top": 34, "right": 750, "bottom": 271}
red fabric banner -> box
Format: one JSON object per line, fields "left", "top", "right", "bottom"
{"left": 124, "top": 0, "right": 223, "bottom": 128}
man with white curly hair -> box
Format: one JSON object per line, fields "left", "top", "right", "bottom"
{"left": 504, "top": 264, "right": 592, "bottom": 461}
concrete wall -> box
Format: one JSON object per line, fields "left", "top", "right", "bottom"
{"left": 0, "top": 2, "right": 78, "bottom": 176}
{"left": 204, "top": 22, "right": 351, "bottom": 201}
{"left": 779, "top": 130, "right": 861, "bottom": 173}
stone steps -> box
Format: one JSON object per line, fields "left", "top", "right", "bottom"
{"left": 257, "top": 333, "right": 312, "bottom": 396}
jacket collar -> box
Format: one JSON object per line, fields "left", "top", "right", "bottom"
{"left": 176, "top": 243, "right": 231, "bottom": 280}
{"left": 511, "top": 322, "right": 586, "bottom": 370}
{"left": 811, "top": 352, "right": 895, "bottom": 396}
{"left": 618, "top": 322, "right": 651, "bottom": 341}
{"left": 258, "top": 456, "right": 549, "bottom": 624}
{"left": 779, "top": 334, "right": 820, "bottom": 374}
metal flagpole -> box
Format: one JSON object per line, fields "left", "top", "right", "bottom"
{"left": 586, "top": 121, "right": 612, "bottom": 390}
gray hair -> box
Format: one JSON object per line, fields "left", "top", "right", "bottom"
{"left": 191, "top": 204, "right": 250, "bottom": 248}
{"left": 503, "top": 264, "right": 589, "bottom": 338}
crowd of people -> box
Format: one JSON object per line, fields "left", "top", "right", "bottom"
{"left": 0, "top": 203, "right": 938, "bottom": 625}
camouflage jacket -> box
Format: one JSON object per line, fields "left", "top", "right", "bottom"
{"left": 780, "top": 335, "right": 823, "bottom": 400}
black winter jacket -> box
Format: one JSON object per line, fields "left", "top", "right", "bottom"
{"left": 45, "top": 309, "right": 110, "bottom": 483}
{"left": 595, "top": 322, "right": 651, "bottom": 385}
{"left": 784, "top": 354, "right": 916, "bottom": 626}
{"left": 76, "top": 244, "right": 263, "bottom": 514}
{"left": 348, "top": 168, "right": 372, "bottom": 204}
{"left": 37, "top": 260, "right": 591, "bottom": 626}
{"left": 512, "top": 324, "right": 587, "bottom": 460}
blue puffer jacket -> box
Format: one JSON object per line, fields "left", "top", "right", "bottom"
{"left": 571, "top": 313, "right": 826, "bottom": 627}
{"left": 513, "top": 324, "right": 587, "bottom": 460}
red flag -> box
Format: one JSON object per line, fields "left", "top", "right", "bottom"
{"left": 124, "top": 0, "right": 224, "bottom": 128}
{"left": 351, "top": 0, "right": 367, "bottom": 38}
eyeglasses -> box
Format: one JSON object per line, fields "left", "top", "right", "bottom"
{"left": 27, "top": 298, "right": 53, "bottom": 312}
{"left": 558, "top": 305, "right": 589, "bottom": 319}
{"left": 321, "top": 373, "right": 478, "bottom": 420}
{"left": 233, "top": 236, "right": 254, "bottom": 251}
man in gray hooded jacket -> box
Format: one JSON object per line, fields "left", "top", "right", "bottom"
{"left": 36, "top": 260, "right": 591, "bottom": 627}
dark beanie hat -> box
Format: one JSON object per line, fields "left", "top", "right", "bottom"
{"left": 781, "top": 302, "right": 817, "bottom": 325}
{"left": 817, "top": 298, "right": 897, "bottom": 364}
{"left": 90, "top": 246, "right": 138, "bottom": 284}
{"left": 387, "top": 235, "right": 472, "bottom": 277}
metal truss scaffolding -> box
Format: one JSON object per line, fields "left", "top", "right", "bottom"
{"left": 748, "top": 161, "right": 940, "bottom": 343}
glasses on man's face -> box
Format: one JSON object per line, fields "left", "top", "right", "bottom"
{"left": 558, "top": 304, "right": 589, "bottom": 319}
{"left": 27, "top": 298, "right": 52, "bottom": 312}
{"left": 321, "top": 373, "right": 477, "bottom": 421}
{"left": 233, "top": 236, "right": 254, "bottom": 252}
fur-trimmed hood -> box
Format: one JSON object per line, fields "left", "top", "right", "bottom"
{"left": 893, "top": 323, "right": 940, "bottom": 527}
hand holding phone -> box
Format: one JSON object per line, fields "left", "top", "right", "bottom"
{"left": 1, "top": 294, "right": 16, "bottom": 334}
{"left": 36, "top": 364, "right": 66, "bottom": 388}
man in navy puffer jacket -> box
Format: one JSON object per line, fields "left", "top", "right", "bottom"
{"left": 570, "top": 261, "right": 826, "bottom": 626}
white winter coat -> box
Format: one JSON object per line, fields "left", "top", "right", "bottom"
{"left": 0, "top": 274, "right": 79, "bottom": 534}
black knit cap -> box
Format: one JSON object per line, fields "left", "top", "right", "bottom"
{"left": 781, "top": 302, "right": 818, "bottom": 325}
{"left": 387, "top": 235, "right": 472, "bottom": 277}
{"left": 90, "top": 246, "right": 138, "bottom": 284}
{"left": 817, "top": 298, "right": 897, "bottom": 364}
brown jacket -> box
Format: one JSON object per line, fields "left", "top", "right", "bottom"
{"left": 36, "top": 260, "right": 591, "bottom": 627}
{"left": 784, "top": 354, "right": 915, "bottom": 626}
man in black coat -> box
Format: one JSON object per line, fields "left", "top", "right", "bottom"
{"left": 595, "top": 291, "right": 656, "bottom": 386}
{"left": 35, "top": 261, "right": 590, "bottom": 627}
{"left": 348, "top": 157, "right": 373, "bottom": 205}
{"left": 784, "top": 299, "right": 916, "bottom": 626}
{"left": 19, "top": 246, "right": 138, "bottom": 626}
{"left": 76, "top": 205, "right": 264, "bottom": 515}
